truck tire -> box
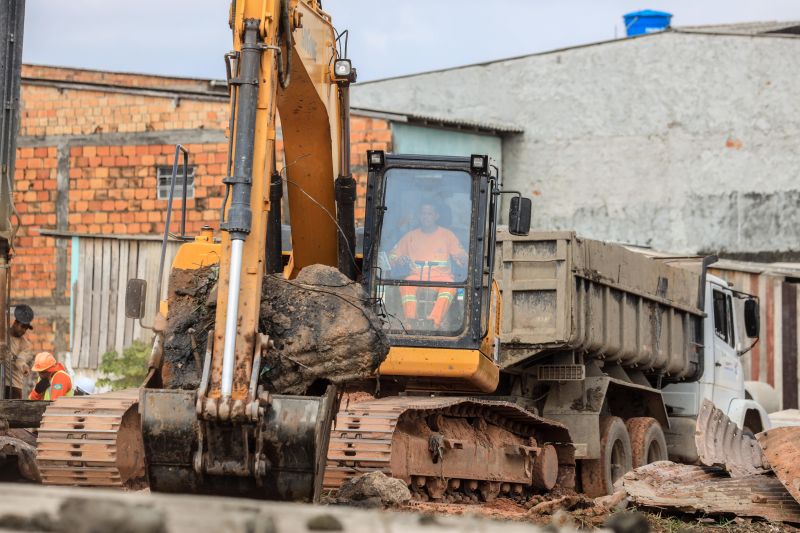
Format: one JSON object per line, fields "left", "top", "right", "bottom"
{"left": 626, "top": 417, "right": 668, "bottom": 468}
{"left": 580, "top": 416, "right": 632, "bottom": 497}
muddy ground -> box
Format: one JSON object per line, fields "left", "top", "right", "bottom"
{"left": 395, "top": 498, "right": 799, "bottom": 532}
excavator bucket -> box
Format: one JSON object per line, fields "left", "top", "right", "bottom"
{"left": 36, "top": 389, "right": 145, "bottom": 488}
{"left": 140, "top": 385, "right": 339, "bottom": 501}
{"left": 756, "top": 426, "right": 800, "bottom": 505}
{"left": 694, "top": 399, "right": 769, "bottom": 477}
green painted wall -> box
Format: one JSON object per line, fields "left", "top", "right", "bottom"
{"left": 391, "top": 123, "right": 502, "bottom": 170}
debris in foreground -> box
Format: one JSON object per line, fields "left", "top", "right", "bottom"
{"left": 336, "top": 471, "right": 412, "bottom": 507}
{"left": 621, "top": 461, "right": 800, "bottom": 523}
{"left": 0, "top": 430, "right": 39, "bottom": 481}
{"left": 757, "top": 426, "right": 800, "bottom": 506}
{"left": 0, "top": 483, "right": 593, "bottom": 533}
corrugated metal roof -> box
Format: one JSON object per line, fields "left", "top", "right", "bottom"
{"left": 676, "top": 20, "right": 800, "bottom": 36}
{"left": 623, "top": 244, "right": 800, "bottom": 277}
{"left": 351, "top": 106, "right": 523, "bottom": 135}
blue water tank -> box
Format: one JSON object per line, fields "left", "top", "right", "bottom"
{"left": 623, "top": 10, "right": 672, "bottom": 37}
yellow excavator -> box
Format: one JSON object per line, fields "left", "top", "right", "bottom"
{"left": 34, "top": 0, "right": 572, "bottom": 501}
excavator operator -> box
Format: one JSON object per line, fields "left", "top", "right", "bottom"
{"left": 389, "top": 203, "right": 467, "bottom": 328}
{"left": 28, "top": 352, "right": 73, "bottom": 401}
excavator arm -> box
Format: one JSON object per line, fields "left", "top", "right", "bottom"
{"left": 134, "top": 0, "right": 358, "bottom": 500}
{"left": 206, "top": 0, "right": 354, "bottom": 419}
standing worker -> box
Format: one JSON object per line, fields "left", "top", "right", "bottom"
{"left": 28, "top": 352, "right": 73, "bottom": 400}
{"left": 2, "top": 304, "right": 35, "bottom": 398}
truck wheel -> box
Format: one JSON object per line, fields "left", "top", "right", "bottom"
{"left": 581, "top": 416, "right": 632, "bottom": 497}
{"left": 626, "top": 417, "right": 668, "bottom": 468}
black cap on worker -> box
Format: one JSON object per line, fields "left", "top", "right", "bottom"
{"left": 14, "top": 305, "right": 34, "bottom": 329}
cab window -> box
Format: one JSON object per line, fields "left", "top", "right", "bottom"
{"left": 374, "top": 168, "right": 472, "bottom": 336}
{"left": 713, "top": 289, "right": 734, "bottom": 347}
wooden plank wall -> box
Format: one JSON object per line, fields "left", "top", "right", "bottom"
{"left": 71, "top": 237, "right": 181, "bottom": 369}
{"left": 710, "top": 267, "right": 800, "bottom": 410}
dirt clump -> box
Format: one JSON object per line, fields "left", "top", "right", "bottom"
{"left": 337, "top": 471, "right": 411, "bottom": 507}
{"left": 259, "top": 265, "right": 389, "bottom": 395}
{"left": 162, "top": 264, "right": 388, "bottom": 395}
{"left": 162, "top": 265, "right": 218, "bottom": 390}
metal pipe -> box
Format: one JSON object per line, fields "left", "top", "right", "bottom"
{"left": 220, "top": 238, "right": 243, "bottom": 398}
{"left": 156, "top": 144, "right": 188, "bottom": 319}
{"left": 180, "top": 149, "right": 188, "bottom": 237}
{"left": 220, "top": 19, "right": 262, "bottom": 398}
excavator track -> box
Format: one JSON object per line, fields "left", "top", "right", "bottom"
{"left": 35, "top": 389, "right": 145, "bottom": 488}
{"left": 324, "top": 396, "right": 573, "bottom": 501}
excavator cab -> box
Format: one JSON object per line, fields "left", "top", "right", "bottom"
{"left": 362, "top": 152, "right": 530, "bottom": 393}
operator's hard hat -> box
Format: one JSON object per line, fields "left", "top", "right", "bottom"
{"left": 74, "top": 376, "right": 95, "bottom": 394}
{"left": 14, "top": 305, "right": 34, "bottom": 328}
{"left": 31, "top": 352, "right": 57, "bottom": 372}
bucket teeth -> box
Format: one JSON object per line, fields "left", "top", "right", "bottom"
{"left": 694, "top": 399, "right": 769, "bottom": 477}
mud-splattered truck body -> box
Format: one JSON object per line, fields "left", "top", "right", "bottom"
{"left": 494, "top": 230, "right": 769, "bottom": 494}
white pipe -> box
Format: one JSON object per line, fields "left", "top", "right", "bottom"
{"left": 221, "top": 238, "right": 244, "bottom": 398}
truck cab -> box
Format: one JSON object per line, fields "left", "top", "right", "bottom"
{"left": 661, "top": 274, "right": 770, "bottom": 460}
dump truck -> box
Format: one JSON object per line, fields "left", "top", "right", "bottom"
{"left": 491, "top": 230, "right": 770, "bottom": 494}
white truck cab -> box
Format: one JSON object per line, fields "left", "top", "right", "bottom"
{"left": 662, "top": 274, "right": 770, "bottom": 460}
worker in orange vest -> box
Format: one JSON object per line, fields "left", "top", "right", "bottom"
{"left": 28, "top": 352, "right": 73, "bottom": 401}
{"left": 389, "top": 203, "right": 468, "bottom": 328}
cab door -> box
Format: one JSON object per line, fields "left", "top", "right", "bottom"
{"left": 711, "top": 287, "right": 741, "bottom": 408}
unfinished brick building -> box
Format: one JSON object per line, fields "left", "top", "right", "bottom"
{"left": 13, "top": 65, "right": 394, "bottom": 355}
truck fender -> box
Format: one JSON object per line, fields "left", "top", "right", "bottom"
{"left": 727, "top": 398, "right": 771, "bottom": 434}
{"left": 744, "top": 381, "right": 780, "bottom": 414}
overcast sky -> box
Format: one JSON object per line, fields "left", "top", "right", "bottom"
{"left": 22, "top": 1, "right": 800, "bottom": 82}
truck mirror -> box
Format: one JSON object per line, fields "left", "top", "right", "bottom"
{"left": 508, "top": 196, "right": 532, "bottom": 236}
{"left": 125, "top": 279, "right": 148, "bottom": 319}
{"left": 744, "top": 299, "right": 759, "bottom": 337}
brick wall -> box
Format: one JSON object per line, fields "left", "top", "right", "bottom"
{"left": 350, "top": 116, "right": 392, "bottom": 220}
{"left": 12, "top": 65, "right": 392, "bottom": 355}
{"left": 64, "top": 143, "right": 227, "bottom": 235}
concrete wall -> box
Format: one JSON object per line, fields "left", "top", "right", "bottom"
{"left": 351, "top": 32, "right": 800, "bottom": 257}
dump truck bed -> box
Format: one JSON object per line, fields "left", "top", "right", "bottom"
{"left": 495, "top": 230, "right": 703, "bottom": 381}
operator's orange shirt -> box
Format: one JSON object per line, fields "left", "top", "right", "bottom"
{"left": 390, "top": 227, "right": 466, "bottom": 278}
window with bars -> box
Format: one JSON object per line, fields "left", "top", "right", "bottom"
{"left": 157, "top": 165, "right": 196, "bottom": 200}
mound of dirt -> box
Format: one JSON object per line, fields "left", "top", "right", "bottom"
{"left": 259, "top": 265, "right": 389, "bottom": 394}
{"left": 162, "top": 264, "right": 388, "bottom": 395}
{"left": 162, "top": 265, "right": 218, "bottom": 390}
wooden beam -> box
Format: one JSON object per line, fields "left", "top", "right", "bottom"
{"left": 0, "top": 400, "right": 51, "bottom": 428}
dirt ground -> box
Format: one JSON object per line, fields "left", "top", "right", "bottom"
{"left": 395, "top": 498, "right": 800, "bottom": 532}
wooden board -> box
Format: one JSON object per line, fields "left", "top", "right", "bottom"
{"left": 89, "top": 238, "right": 103, "bottom": 369}
{"left": 78, "top": 240, "right": 93, "bottom": 368}
{"left": 114, "top": 240, "right": 129, "bottom": 358}
{"left": 107, "top": 240, "right": 119, "bottom": 356}
{"left": 68, "top": 236, "right": 184, "bottom": 369}
{"left": 97, "top": 239, "right": 111, "bottom": 362}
